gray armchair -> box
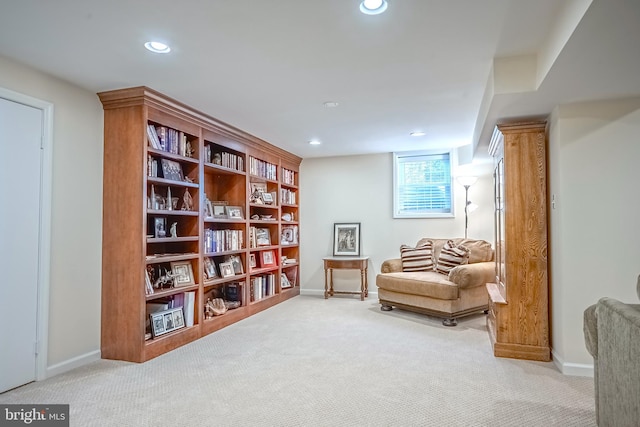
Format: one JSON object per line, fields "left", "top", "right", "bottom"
{"left": 583, "top": 277, "right": 640, "bottom": 426}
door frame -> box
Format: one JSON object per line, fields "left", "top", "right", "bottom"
{"left": 0, "top": 87, "right": 53, "bottom": 381}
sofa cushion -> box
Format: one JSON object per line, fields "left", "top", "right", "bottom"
{"left": 400, "top": 241, "right": 434, "bottom": 272}
{"left": 416, "top": 238, "right": 492, "bottom": 264}
{"left": 435, "top": 240, "right": 469, "bottom": 274}
{"left": 458, "top": 239, "right": 493, "bottom": 263}
{"left": 376, "top": 271, "right": 458, "bottom": 300}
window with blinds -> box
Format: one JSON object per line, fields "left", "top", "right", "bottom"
{"left": 393, "top": 151, "right": 454, "bottom": 218}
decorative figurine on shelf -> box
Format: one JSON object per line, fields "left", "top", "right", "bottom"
{"left": 153, "top": 268, "right": 176, "bottom": 289}
{"left": 182, "top": 189, "right": 194, "bottom": 211}
{"left": 169, "top": 222, "right": 177, "bottom": 238}
{"left": 204, "top": 298, "right": 215, "bottom": 319}
{"left": 204, "top": 298, "right": 227, "bottom": 318}
{"left": 185, "top": 141, "right": 194, "bottom": 158}
{"left": 166, "top": 187, "right": 172, "bottom": 211}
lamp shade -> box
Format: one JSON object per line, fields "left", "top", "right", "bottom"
{"left": 457, "top": 176, "right": 478, "bottom": 187}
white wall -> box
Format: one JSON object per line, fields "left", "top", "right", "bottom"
{"left": 299, "top": 152, "right": 495, "bottom": 296}
{"left": 548, "top": 96, "right": 640, "bottom": 373}
{"left": 0, "top": 55, "right": 103, "bottom": 373}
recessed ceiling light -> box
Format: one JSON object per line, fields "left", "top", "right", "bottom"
{"left": 144, "top": 41, "right": 171, "bottom": 54}
{"left": 323, "top": 101, "right": 339, "bottom": 108}
{"left": 410, "top": 131, "right": 426, "bottom": 137}
{"left": 309, "top": 140, "right": 321, "bottom": 146}
{"left": 360, "top": 0, "right": 388, "bottom": 15}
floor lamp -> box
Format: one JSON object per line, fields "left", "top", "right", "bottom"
{"left": 457, "top": 176, "right": 478, "bottom": 239}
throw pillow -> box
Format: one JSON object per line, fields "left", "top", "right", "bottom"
{"left": 435, "top": 240, "right": 469, "bottom": 274}
{"left": 400, "top": 241, "right": 434, "bottom": 272}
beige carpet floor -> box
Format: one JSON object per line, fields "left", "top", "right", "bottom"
{"left": 0, "top": 295, "right": 595, "bottom": 426}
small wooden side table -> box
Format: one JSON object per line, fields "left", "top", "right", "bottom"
{"left": 323, "top": 256, "right": 369, "bottom": 301}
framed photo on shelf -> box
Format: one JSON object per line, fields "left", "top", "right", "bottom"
{"left": 225, "top": 206, "right": 244, "bottom": 219}
{"left": 249, "top": 253, "right": 257, "bottom": 269}
{"left": 160, "top": 159, "right": 184, "bottom": 182}
{"left": 154, "top": 217, "right": 167, "bottom": 238}
{"left": 204, "top": 257, "right": 218, "bottom": 279}
{"left": 280, "top": 225, "right": 298, "bottom": 245}
{"left": 219, "top": 261, "right": 235, "bottom": 278}
{"left": 261, "top": 192, "right": 274, "bottom": 205}
{"left": 333, "top": 222, "right": 361, "bottom": 256}
{"left": 250, "top": 182, "right": 267, "bottom": 204}
{"left": 204, "top": 200, "right": 213, "bottom": 218}
{"left": 172, "top": 308, "right": 185, "bottom": 329}
{"left": 255, "top": 228, "right": 271, "bottom": 246}
{"left": 261, "top": 250, "right": 276, "bottom": 267}
{"left": 250, "top": 182, "right": 268, "bottom": 194}
{"left": 212, "top": 201, "right": 228, "bottom": 218}
{"left": 170, "top": 261, "right": 195, "bottom": 286}
{"left": 150, "top": 307, "right": 185, "bottom": 337}
{"left": 225, "top": 254, "right": 244, "bottom": 274}
{"left": 280, "top": 274, "right": 292, "bottom": 289}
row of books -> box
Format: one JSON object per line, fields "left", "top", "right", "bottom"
{"left": 249, "top": 156, "right": 277, "bottom": 180}
{"left": 205, "top": 146, "right": 244, "bottom": 171}
{"left": 282, "top": 168, "right": 296, "bottom": 186}
{"left": 147, "top": 124, "right": 193, "bottom": 158}
{"left": 204, "top": 228, "right": 244, "bottom": 253}
{"left": 250, "top": 273, "right": 276, "bottom": 302}
{"left": 280, "top": 188, "right": 297, "bottom": 205}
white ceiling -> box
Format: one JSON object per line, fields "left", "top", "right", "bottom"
{"left": 0, "top": 0, "right": 638, "bottom": 160}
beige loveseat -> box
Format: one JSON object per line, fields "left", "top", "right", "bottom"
{"left": 376, "top": 238, "right": 494, "bottom": 326}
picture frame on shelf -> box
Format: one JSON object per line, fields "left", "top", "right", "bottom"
{"left": 255, "top": 228, "right": 271, "bottom": 246}
{"left": 170, "top": 261, "right": 195, "bottom": 286}
{"left": 280, "top": 274, "right": 292, "bottom": 289}
{"left": 212, "top": 201, "right": 228, "bottom": 219}
{"left": 249, "top": 253, "right": 257, "bottom": 269}
{"left": 225, "top": 206, "right": 244, "bottom": 219}
{"left": 250, "top": 182, "right": 267, "bottom": 204}
{"left": 281, "top": 225, "right": 298, "bottom": 245}
{"left": 261, "top": 192, "right": 274, "bottom": 205}
{"left": 150, "top": 307, "right": 185, "bottom": 337}
{"left": 225, "top": 254, "right": 244, "bottom": 275}
{"left": 261, "top": 250, "right": 276, "bottom": 267}
{"left": 154, "top": 217, "right": 167, "bottom": 238}
{"left": 204, "top": 200, "right": 213, "bottom": 218}
{"left": 250, "top": 182, "right": 268, "bottom": 194}
{"left": 204, "top": 257, "right": 218, "bottom": 279}
{"left": 333, "top": 222, "right": 361, "bottom": 256}
{"left": 219, "top": 261, "right": 235, "bottom": 278}
{"left": 160, "top": 159, "right": 184, "bottom": 182}
{"left": 172, "top": 308, "right": 185, "bottom": 329}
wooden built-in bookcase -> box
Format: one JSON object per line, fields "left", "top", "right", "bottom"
{"left": 99, "top": 87, "right": 301, "bottom": 362}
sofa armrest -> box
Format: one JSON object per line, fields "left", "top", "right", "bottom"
{"left": 380, "top": 259, "right": 403, "bottom": 273}
{"left": 448, "top": 261, "right": 495, "bottom": 289}
{"left": 595, "top": 297, "right": 640, "bottom": 424}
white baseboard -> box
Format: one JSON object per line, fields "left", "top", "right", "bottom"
{"left": 552, "top": 348, "right": 594, "bottom": 377}
{"left": 45, "top": 349, "right": 101, "bottom": 379}
{"left": 300, "top": 288, "right": 378, "bottom": 298}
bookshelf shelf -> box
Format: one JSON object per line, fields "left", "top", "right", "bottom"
{"left": 100, "top": 86, "right": 301, "bottom": 362}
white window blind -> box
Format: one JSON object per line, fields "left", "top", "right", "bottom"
{"left": 393, "top": 151, "right": 453, "bottom": 218}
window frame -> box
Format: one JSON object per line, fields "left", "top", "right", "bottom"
{"left": 392, "top": 150, "right": 455, "bottom": 219}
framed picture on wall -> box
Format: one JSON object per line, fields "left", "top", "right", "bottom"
{"left": 333, "top": 222, "right": 360, "bottom": 256}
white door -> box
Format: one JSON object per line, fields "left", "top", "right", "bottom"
{"left": 0, "top": 96, "right": 43, "bottom": 392}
